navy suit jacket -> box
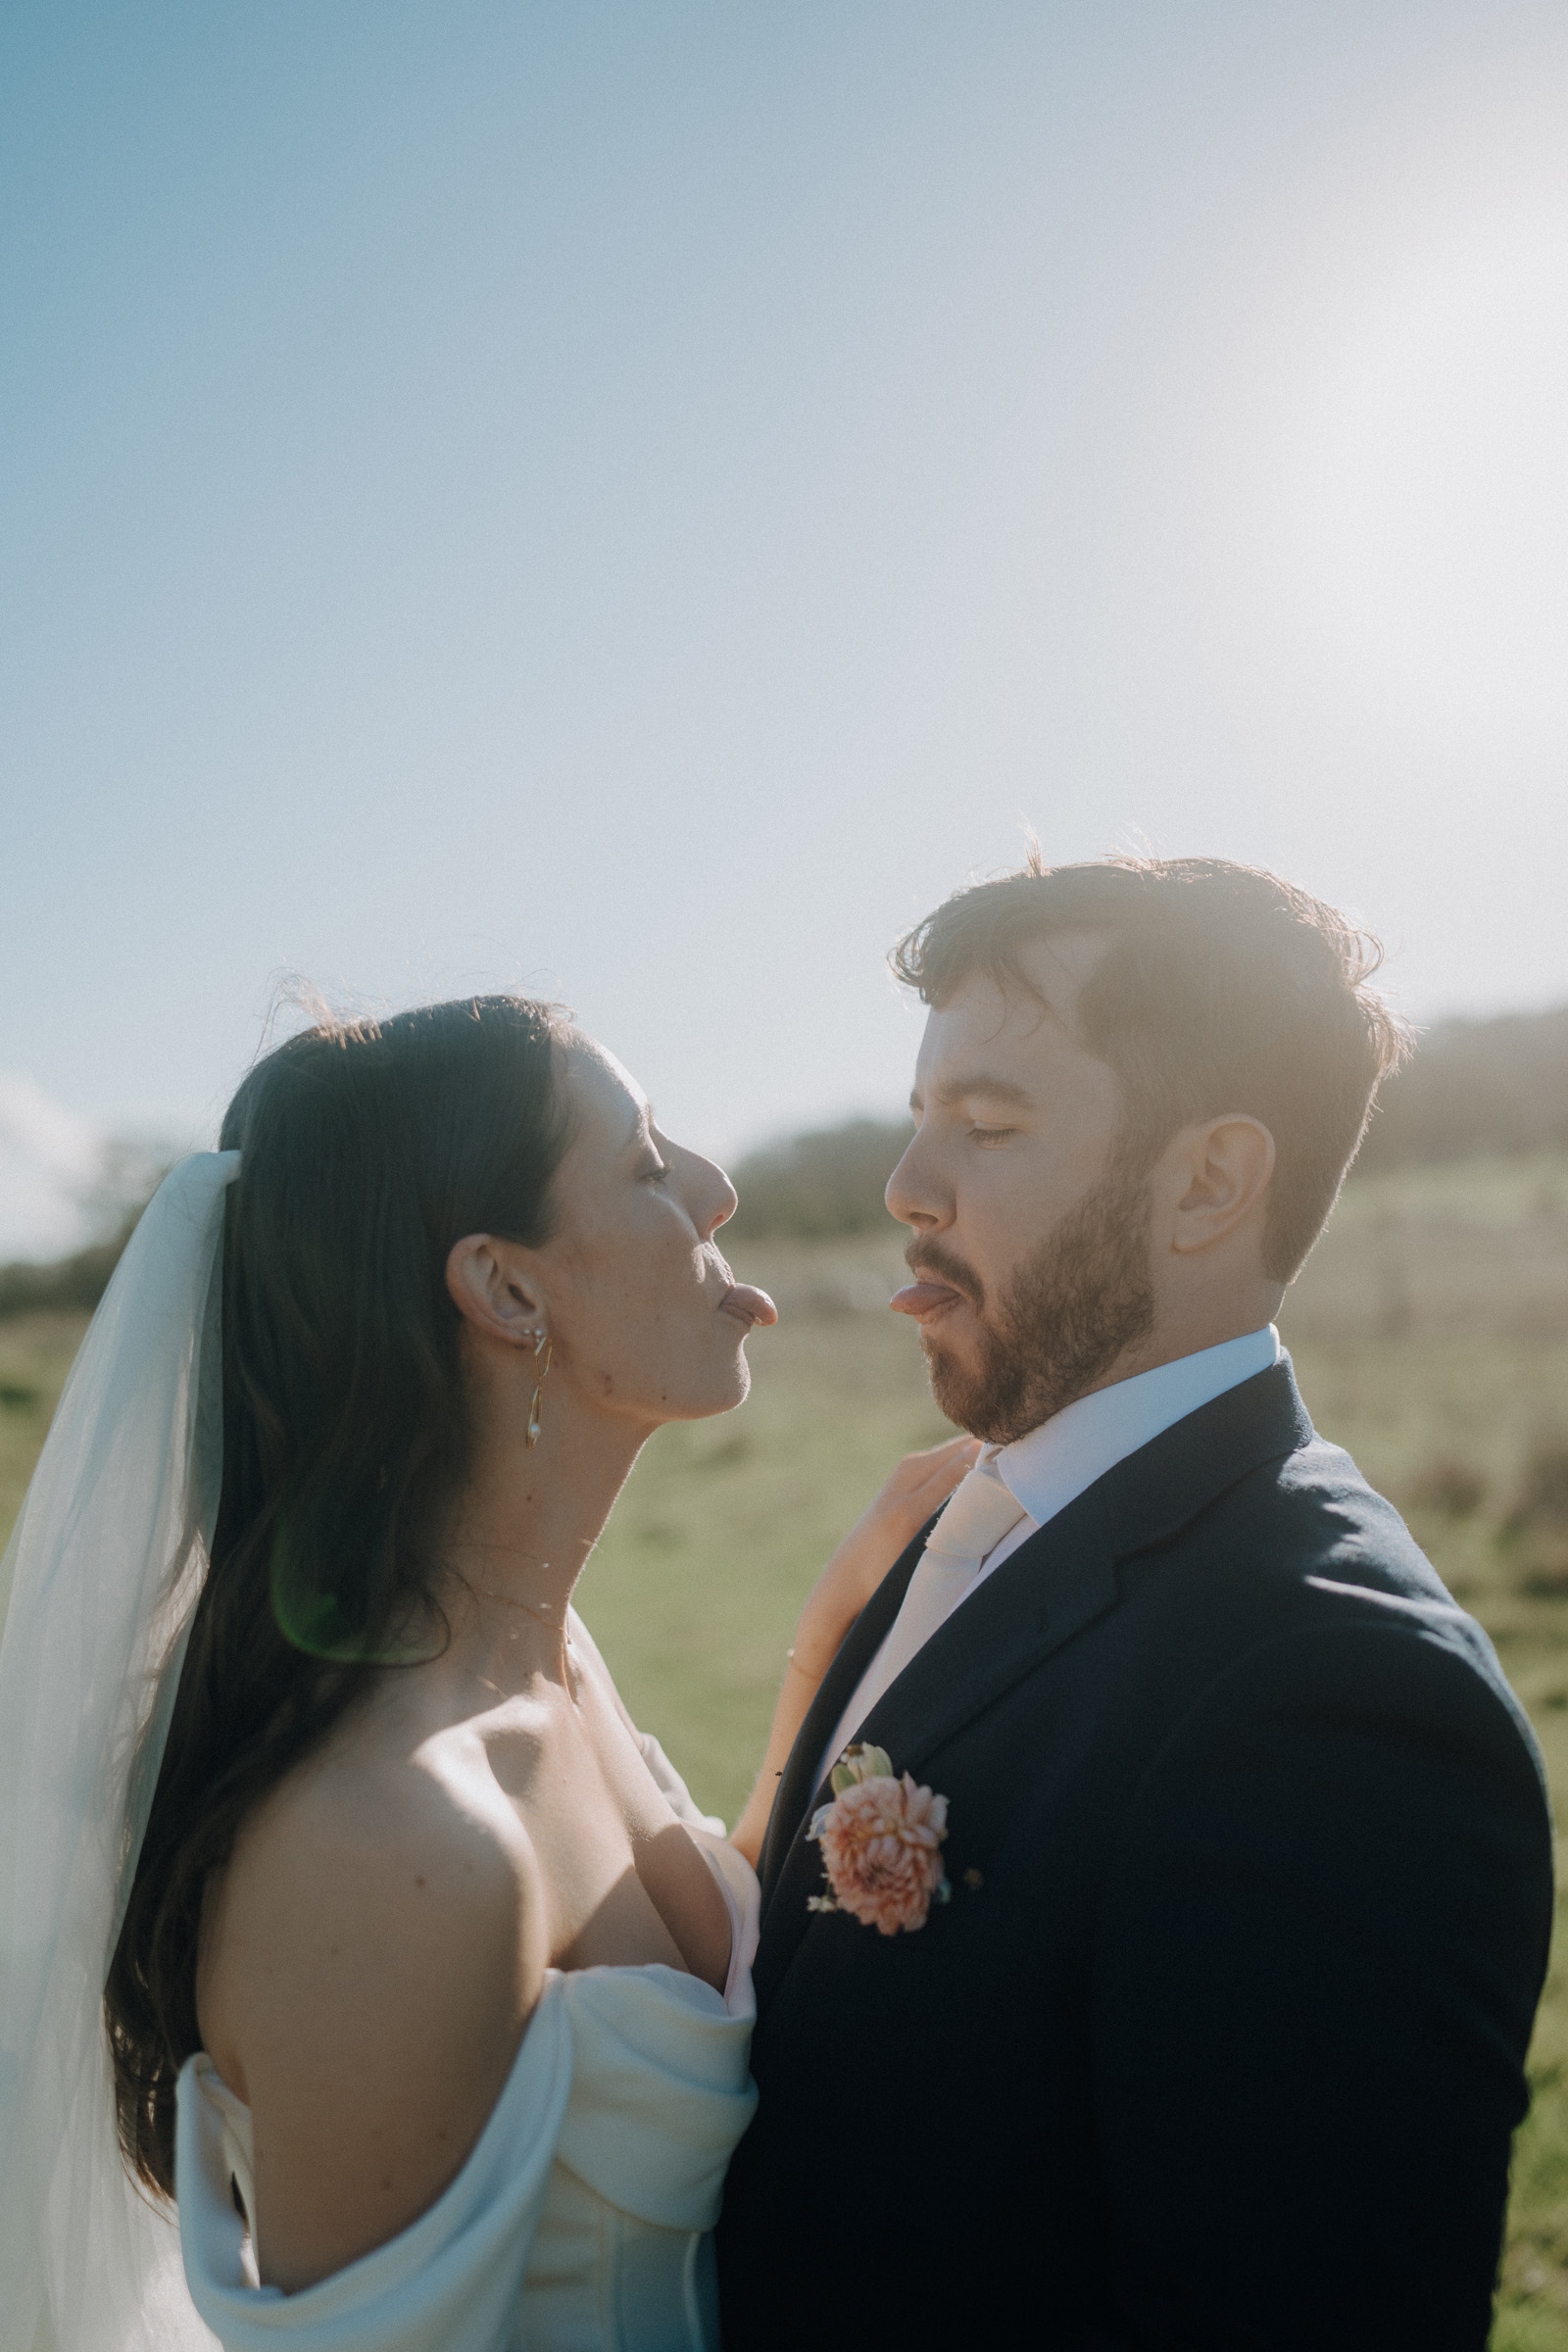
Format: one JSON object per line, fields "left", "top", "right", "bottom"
{"left": 714, "top": 1359, "right": 1553, "bottom": 2350}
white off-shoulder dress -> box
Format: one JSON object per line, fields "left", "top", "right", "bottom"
{"left": 173, "top": 1734, "right": 760, "bottom": 2352}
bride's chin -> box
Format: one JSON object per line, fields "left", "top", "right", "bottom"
{"left": 721, "top": 1345, "right": 756, "bottom": 1409}
{"left": 669, "top": 1349, "right": 753, "bottom": 1422}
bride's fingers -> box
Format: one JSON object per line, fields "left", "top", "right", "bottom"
{"left": 906, "top": 1433, "right": 980, "bottom": 1470}
{"left": 855, "top": 1436, "right": 980, "bottom": 1549}
{"left": 868, "top": 1442, "right": 980, "bottom": 1532}
{"left": 903, "top": 1436, "right": 981, "bottom": 1493}
{"left": 914, "top": 1455, "right": 978, "bottom": 1508}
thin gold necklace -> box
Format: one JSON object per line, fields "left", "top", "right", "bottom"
{"left": 467, "top": 1581, "right": 569, "bottom": 1630}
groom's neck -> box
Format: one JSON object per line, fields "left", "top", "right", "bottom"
{"left": 1091, "top": 1273, "right": 1287, "bottom": 1403}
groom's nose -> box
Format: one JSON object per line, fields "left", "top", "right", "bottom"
{"left": 886, "top": 1130, "right": 946, "bottom": 1232}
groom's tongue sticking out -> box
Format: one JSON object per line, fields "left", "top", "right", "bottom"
{"left": 887, "top": 923, "right": 1282, "bottom": 1447}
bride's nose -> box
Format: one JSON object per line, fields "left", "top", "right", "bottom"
{"left": 690, "top": 1153, "right": 738, "bottom": 1240}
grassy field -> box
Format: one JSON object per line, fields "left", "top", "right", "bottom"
{"left": 3, "top": 1153, "right": 1566, "bottom": 2344}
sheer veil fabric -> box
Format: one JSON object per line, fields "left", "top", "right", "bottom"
{"left": 0, "top": 1152, "right": 239, "bottom": 2352}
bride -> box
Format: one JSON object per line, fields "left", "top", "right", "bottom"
{"left": 0, "top": 996, "right": 970, "bottom": 2352}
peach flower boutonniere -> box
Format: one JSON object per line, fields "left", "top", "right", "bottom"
{"left": 807, "top": 1743, "right": 951, "bottom": 1936}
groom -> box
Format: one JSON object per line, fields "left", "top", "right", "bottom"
{"left": 716, "top": 856, "right": 1553, "bottom": 2350}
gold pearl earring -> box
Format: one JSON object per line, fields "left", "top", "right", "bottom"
{"left": 523, "top": 1327, "right": 553, "bottom": 1448}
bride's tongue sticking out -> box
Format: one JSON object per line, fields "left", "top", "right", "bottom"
{"left": 718, "top": 1283, "right": 778, "bottom": 1330}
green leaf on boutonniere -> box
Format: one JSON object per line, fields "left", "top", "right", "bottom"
{"left": 829, "top": 1741, "right": 894, "bottom": 1794}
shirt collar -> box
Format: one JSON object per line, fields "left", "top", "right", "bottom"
{"left": 990, "top": 1326, "right": 1282, "bottom": 1533}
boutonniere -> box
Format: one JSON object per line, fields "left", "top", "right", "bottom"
{"left": 807, "top": 1743, "right": 951, "bottom": 1936}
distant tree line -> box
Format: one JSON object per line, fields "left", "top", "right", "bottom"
{"left": 2, "top": 1004, "right": 1565, "bottom": 1312}
{"left": 0, "top": 1209, "right": 151, "bottom": 1320}
{"left": 723, "top": 1117, "right": 916, "bottom": 1241}
{"left": 1354, "top": 1005, "right": 1568, "bottom": 1171}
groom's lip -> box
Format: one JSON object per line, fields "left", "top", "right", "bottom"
{"left": 889, "top": 1279, "right": 967, "bottom": 1323}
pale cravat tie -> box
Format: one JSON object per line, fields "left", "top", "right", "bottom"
{"left": 814, "top": 1452, "right": 1033, "bottom": 1787}
{"left": 860, "top": 1456, "right": 1028, "bottom": 1701}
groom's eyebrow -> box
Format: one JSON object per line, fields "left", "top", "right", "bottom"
{"left": 914, "top": 1073, "right": 1035, "bottom": 1112}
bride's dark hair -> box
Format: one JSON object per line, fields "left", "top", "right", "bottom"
{"left": 105, "top": 994, "right": 573, "bottom": 2195}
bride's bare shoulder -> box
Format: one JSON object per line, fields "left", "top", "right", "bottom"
{"left": 197, "top": 1714, "right": 547, "bottom": 2285}
{"left": 204, "top": 1716, "right": 543, "bottom": 2054}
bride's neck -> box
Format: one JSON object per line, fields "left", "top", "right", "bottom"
{"left": 438, "top": 1371, "right": 650, "bottom": 1683}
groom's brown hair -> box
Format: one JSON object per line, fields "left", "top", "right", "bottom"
{"left": 893, "top": 854, "right": 1408, "bottom": 1284}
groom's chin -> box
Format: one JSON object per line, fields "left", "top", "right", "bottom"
{"left": 923, "top": 1338, "right": 997, "bottom": 1444}
{"left": 924, "top": 1328, "right": 1047, "bottom": 1446}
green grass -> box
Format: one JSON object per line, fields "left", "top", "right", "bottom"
{"left": 3, "top": 1156, "right": 1566, "bottom": 2341}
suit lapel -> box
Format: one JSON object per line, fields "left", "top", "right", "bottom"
{"left": 753, "top": 1358, "right": 1316, "bottom": 2003}
{"left": 754, "top": 1490, "right": 1120, "bottom": 2000}
{"left": 858, "top": 1491, "right": 1119, "bottom": 1779}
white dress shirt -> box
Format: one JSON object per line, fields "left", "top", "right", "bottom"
{"left": 815, "top": 1325, "right": 1282, "bottom": 1789}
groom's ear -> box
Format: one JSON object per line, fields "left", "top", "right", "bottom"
{"left": 1166, "top": 1116, "right": 1276, "bottom": 1256}
{"left": 445, "top": 1234, "right": 548, "bottom": 1348}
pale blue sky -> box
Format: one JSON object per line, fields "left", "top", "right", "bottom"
{"left": 4, "top": 1, "right": 1567, "bottom": 1250}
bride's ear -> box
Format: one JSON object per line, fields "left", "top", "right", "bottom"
{"left": 445, "top": 1234, "right": 548, "bottom": 1348}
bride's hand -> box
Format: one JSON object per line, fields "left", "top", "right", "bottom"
{"left": 791, "top": 1433, "right": 981, "bottom": 1681}
{"left": 728, "top": 1434, "right": 982, "bottom": 1865}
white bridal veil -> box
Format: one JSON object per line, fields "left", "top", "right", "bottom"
{"left": 0, "top": 1153, "right": 239, "bottom": 2352}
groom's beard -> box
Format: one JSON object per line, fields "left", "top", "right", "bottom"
{"left": 914, "top": 1153, "right": 1157, "bottom": 1446}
